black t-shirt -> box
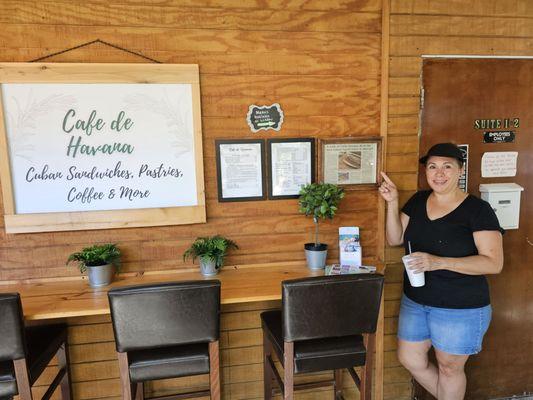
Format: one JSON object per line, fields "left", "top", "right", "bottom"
{"left": 401, "top": 190, "right": 503, "bottom": 309}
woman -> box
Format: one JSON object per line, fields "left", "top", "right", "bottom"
{"left": 379, "top": 143, "right": 504, "bottom": 400}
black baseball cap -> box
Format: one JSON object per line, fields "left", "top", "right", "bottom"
{"left": 419, "top": 142, "right": 464, "bottom": 165}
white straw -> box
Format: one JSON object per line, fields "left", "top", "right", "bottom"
{"left": 408, "top": 241, "right": 412, "bottom": 254}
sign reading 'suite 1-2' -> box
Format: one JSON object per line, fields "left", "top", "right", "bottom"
{"left": 473, "top": 118, "right": 520, "bottom": 129}
{"left": 473, "top": 118, "right": 519, "bottom": 144}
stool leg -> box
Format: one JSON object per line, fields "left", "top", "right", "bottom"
{"left": 57, "top": 340, "right": 73, "bottom": 400}
{"left": 13, "top": 358, "right": 33, "bottom": 400}
{"left": 117, "top": 352, "right": 133, "bottom": 400}
{"left": 360, "top": 334, "right": 375, "bottom": 400}
{"left": 334, "top": 369, "right": 343, "bottom": 399}
{"left": 209, "top": 340, "right": 220, "bottom": 400}
{"left": 134, "top": 383, "right": 144, "bottom": 400}
{"left": 263, "top": 335, "right": 273, "bottom": 400}
{"left": 283, "top": 342, "right": 294, "bottom": 400}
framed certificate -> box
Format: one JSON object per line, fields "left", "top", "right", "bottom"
{"left": 319, "top": 137, "right": 381, "bottom": 189}
{"left": 215, "top": 139, "right": 266, "bottom": 202}
{"left": 267, "top": 138, "right": 315, "bottom": 199}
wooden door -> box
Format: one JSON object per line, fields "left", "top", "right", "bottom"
{"left": 416, "top": 58, "right": 533, "bottom": 399}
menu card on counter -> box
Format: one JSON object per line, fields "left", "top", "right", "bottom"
{"left": 339, "top": 226, "right": 362, "bottom": 266}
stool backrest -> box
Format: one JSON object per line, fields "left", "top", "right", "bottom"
{"left": 282, "top": 274, "right": 384, "bottom": 342}
{"left": 0, "top": 293, "right": 27, "bottom": 361}
{"left": 108, "top": 281, "right": 221, "bottom": 352}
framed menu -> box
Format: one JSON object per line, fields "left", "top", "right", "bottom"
{"left": 319, "top": 137, "right": 381, "bottom": 189}
{"left": 215, "top": 139, "right": 266, "bottom": 202}
{"left": 267, "top": 138, "right": 315, "bottom": 199}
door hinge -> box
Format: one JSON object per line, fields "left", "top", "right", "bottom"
{"left": 420, "top": 87, "right": 425, "bottom": 110}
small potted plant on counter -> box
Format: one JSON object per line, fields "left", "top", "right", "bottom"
{"left": 183, "top": 235, "right": 238, "bottom": 276}
{"left": 298, "top": 182, "right": 345, "bottom": 269}
{"left": 67, "top": 243, "right": 121, "bottom": 288}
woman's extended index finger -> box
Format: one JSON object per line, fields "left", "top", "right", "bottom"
{"left": 380, "top": 171, "right": 394, "bottom": 185}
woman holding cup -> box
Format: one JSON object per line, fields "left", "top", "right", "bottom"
{"left": 379, "top": 143, "right": 504, "bottom": 400}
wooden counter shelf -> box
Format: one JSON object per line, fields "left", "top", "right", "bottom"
{"left": 0, "top": 261, "right": 386, "bottom": 400}
{"left": 0, "top": 261, "right": 385, "bottom": 320}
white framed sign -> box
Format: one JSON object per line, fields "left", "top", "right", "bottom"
{"left": 215, "top": 139, "right": 266, "bottom": 202}
{"left": 267, "top": 138, "right": 315, "bottom": 199}
{"left": 0, "top": 63, "right": 206, "bottom": 233}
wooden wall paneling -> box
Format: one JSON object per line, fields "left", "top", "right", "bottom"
{"left": 392, "top": 36, "right": 533, "bottom": 56}
{"left": 376, "top": 2, "right": 390, "bottom": 397}
{"left": 1, "top": 210, "right": 380, "bottom": 280}
{"left": 388, "top": 98, "right": 419, "bottom": 116}
{"left": 0, "top": 2, "right": 383, "bottom": 32}
{"left": 382, "top": 172, "right": 417, "bottom": 191}
{"left": 202, "top": 115, "right": 382, "bottom": 138}
{"left": 1, "top": 0, "right": 389, "bottom": 399}
{"left": 0, "top": 48, "right": 382, "bottom": 77}
{"left": 388, "top": 77, "right": 420, "bottom": 97}
{"left": 387, "top": 135, "right": 418, "bottom": 154}
{"left": 200, "top": 75, "right": 381, "bottom": 99}
{"left": 391, "top": 14, "right": 533, "bottom": 37}
{"left": 389, "top": 56, "right": 421, "bottom": 77}
{"left": 0, "top": 26, "right": 381, "bottom": 53}
{"left": 28, "top": 0, "right": 382, "bottom": 12}
{"left": 391, "top": 0, "right": 533, "bottom": 17}
{"left": 0, "top": 192, "right": 377, "bottom": 248}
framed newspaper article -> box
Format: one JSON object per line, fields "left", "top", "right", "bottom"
{"left": 319, "top": 137, "right": 381, "bottom": 189}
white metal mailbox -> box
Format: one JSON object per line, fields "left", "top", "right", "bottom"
{"left": 479, "top": 183, "right": 524, "bottom": 230}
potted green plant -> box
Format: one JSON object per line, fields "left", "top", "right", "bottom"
{"left": 67, "top": 243, "right": 121, "bottom": 288}
{"left": 298, "top": 183, "right": 345, "bottom": 269}
{"left": 183, "top": 235, "right": 238, "bottom": 276}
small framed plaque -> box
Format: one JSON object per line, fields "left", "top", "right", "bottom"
{"left": 215, "top": 139, "right": 266, "bottom": 202}
{"left": 319, "top": 137, "right": 381, "bottom": 189}
{"left": 267, "top": 138, "right": 315, "bottom": 199}
{"left": 246, "top": 103, "right": 284, "bottom": 132}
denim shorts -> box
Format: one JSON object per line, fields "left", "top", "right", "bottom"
{"left": 397, "top": 295, "right": 492, "bottom": 355}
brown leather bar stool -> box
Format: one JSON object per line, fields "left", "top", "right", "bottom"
{"left": 0, "top": 293, "right": 72, "bottom": 400}
{"left": 261, "top": 274, "right": 384, "bottom": 400}
{"left": 108, "top": 281, "right": 221, "bottom": 400}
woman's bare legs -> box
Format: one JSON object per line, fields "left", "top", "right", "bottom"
{"left": 398, "top": 339, "right": 470, "bottom": 400}
{"left": 434, "top": 348, "right": 469, "bottom": 400}
{"left": 398, "top": 339, "right": 439, "bottom": 397}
